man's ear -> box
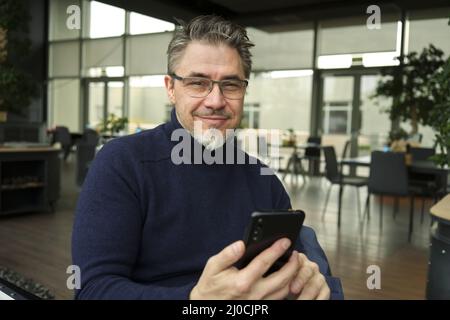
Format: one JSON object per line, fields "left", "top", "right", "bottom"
{"left": 164, "top": 75, "right": 176, "bottom": 105}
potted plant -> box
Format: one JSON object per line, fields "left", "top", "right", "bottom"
{"left": 373, "top": 45, "right": 446, "bottom": 135}
{"left": 0, "top": 0, "right": 38, "bottom": 120}
{"left": 98, "top": 113, "right": 129, "bottom": 137}
{"left": 427, "top": 56, "right": 450, "bottom": 167}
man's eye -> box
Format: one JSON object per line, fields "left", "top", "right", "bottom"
{"left": 222, "top": 82, "right": 241, "bottom": 90}
{"left": 186, "top": 79, "right": 208, "bottom": 86}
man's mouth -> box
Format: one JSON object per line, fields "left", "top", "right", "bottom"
{"left": 194, "top": 115, "right": 230, "bottom": 127}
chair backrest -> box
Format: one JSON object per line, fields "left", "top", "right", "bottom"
{"left": 410, "top": 147, "right": 435, "bottom": 161}
{"left": 341, "top": 140, "right": 351, "bottom": 159}
{"left": 323, "top": 146, "right": 339, "bottom": 182}
{"left": 76, "top": 142, "right": 97, "bottom": 186}
{"left": 305, "top": 136, "right": 322, "bottom": 158}
{"left": 82, "top": 129, "right": 99, "bottom": 145}
{"left": 369, "top": 151, "right": 409, "bottom": 196}
{"left": 307, "top": 136, "right": 321, "bottom": 145}
{"left": 54, "top": 126, "right": 71, "bottom": 146}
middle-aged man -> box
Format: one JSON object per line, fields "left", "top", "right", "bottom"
{"left": 72, "top": 15, "right": 343, "bottom": 300}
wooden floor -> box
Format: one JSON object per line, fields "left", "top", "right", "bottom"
{"left": 0, "top": 159, "right": 433, "bottom": 299}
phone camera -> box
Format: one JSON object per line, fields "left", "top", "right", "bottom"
{"left": 253, "top": 225, "right": 262, "bottom": 241}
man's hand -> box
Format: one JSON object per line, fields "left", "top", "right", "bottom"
{"left": 288, "top": 253, "right": 330, "bottom": 300}
{"left": 190, "top": 238, "right": 300, "bottom": 300}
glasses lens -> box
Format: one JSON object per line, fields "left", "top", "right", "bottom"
{"left": 182, "top": 77, "right": 211, "bottom": 98}
{"left": 180, "top": 77, "right": 247, "bottom": 99}
{"left": 220, "top": 80, "right": 246, "bottom": 99}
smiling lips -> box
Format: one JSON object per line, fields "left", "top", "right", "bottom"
{"left": 195, "top": 115, "right": 229, "bottom": 127}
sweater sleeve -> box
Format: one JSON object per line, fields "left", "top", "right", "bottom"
{"left": 271, "top": 175, "right": 345, "bottom": 300}
{"left": 72, "top": 140, "right": 196, "bottom": 299}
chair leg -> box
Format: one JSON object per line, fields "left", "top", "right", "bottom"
{"left": 379, "top": 195, "right": 383, "bottom": 230}
{"left": 363, "top": 192, "right": 371, "bottom": 221}
{"left": 282, "top": 156, "right": 293, "bottom": 181}
{"left": 420, "top": 198, "right": 425, "bottom": 225}
{"left": 408, "top": 196, "right": 415, "bottom": 242}
{"left": 337, "top": 184, "right": 344, "bottom": 228}
{"left": 393, "top": 197, "right": 399, "bottom": 220}
{"left": 321, "top": 184, "right": 333, "bottom": 221}
{"left": 356, "top": 187, "right": 362, "bottom": 221}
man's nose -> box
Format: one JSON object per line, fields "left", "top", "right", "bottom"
{"left": 204, "top": 83, "right": 226, "bottom": 109}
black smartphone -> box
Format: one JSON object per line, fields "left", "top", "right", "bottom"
{"left": 235, "top": 210, "right": 305, "bottom": 276}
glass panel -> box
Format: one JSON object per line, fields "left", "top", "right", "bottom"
{"left": 247, "top": 26, "right": 314, "bottom": 70}
{"left": 48, "top": 79, "right": 80, "bottom": 132}
{"left": 126, "top": 33, "right": 173, "bottom": 75}
{"left": 359, "top": 75, "right": 392, "bottom": 153}
{"left": 245, "top": 71, "right": 313, "bottom": 133}
{"left": 319, "top": 15, "right": 399, "bottom": 55}
{"left": 87, "top": 82, "right": 104, "bottom": 129}
{"left": 129, "top": 12, "right": 175, "bottom": 35}
{"left": 328, "top": 110, "right": 350, "bottom": 134}
{"left": 83, "top": 37, "right": 123, "bottom": 75}
{"left": 321, "top": 76, "right": 354, "bottom": 156}
{"left": 89, "top": 1, "right": 125, "bottom": 38}
{"left": 129, "top": 76, "right": 167, "bottom": 132}
{"left": 107, "top": 82, "right": 124, "bottom": 119}
{"left": 49, "top": 0, "right": 81, "bottom": 40}
{"left": 408, "top": 10, "right": 450, "bottom": 57}
{"left": 49, "top": 41, "right": 80, "bottom": 77}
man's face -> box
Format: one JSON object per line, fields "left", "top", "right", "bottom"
{"left": 164, "top": 41, "right": 245, "bottom": 137}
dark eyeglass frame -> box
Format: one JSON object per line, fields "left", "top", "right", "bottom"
{"left": 170, "top": 73, "right": 248, "bottom": 100}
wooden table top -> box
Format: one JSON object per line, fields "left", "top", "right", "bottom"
{"left": 0, "top": 145, "right": 60, "bottom": 153}
{"left": 430, "top": 194, "right": 450, "bottom": 222}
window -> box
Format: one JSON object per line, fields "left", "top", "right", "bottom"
{"left": 89, "top": 1, "right": 125, "bottom": 38}
{"left": 49, "top": 0, "right": 81, "bottom": 40}
{"left": 246, "top": 71, "right": 313, "bottom": 132}
{"left": 130, "top": 12, "right": 175, "bottom": 35}
{"left": 48, "top": 79, "right": 80, "bottom": 132}
{"left": 129, "top": 76, "right": 168, "bottom": 132}
{"left": 241, "top": 104, "right": 260, "bottom": 129}
{"left": 323, "top": 102, "right": 352, "bottom": 134}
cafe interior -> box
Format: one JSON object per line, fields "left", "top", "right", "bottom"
{"left": 0, "top": 0, "right": 449, "bottom": 300}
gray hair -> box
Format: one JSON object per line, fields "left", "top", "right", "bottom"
{"left": 167, "top": 15, "right": 254, "bottom": 78}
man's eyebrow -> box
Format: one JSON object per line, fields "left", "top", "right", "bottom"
{"left": 187, "top": 72, "right": 244, "bottom": 80}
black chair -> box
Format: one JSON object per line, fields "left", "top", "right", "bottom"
{"left": 364, "top": 151, "right": 422, "bottom": 242}
{"left": 75, "top": 130, "right": 99, "bottom": 187}
{"left": 321, "top": 146, "right": 368, "bottom": 226}
{"left": 54, "top": 126, "right": 73, "bottom": 160}
{"left": 341, "top": 140, "right": 351, "bottom": 159}
{"left": 409, "top": 147, "right": 439, "bottom": 222}
{"left": 82, "top": 128, "right": 99, "bottom": 145}
{"left": 304, "top": 136, "right": 322, "bottom": 175}
{"left": 76, "top": 142, "right": 97, "bottom": 187}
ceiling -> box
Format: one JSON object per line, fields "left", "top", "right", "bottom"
{"left": 98, "top": 0, "right": 450, "bottom": 31}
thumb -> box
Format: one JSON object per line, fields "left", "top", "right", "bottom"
{"left": 205, "top": 240, "right": 245, "bottom": 276}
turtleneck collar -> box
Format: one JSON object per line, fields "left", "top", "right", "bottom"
{"left": 163, "top": 107, "right": 245, "bottom": 166}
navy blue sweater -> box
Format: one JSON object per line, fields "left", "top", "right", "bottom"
{"left": 72, "top": 109, "right": 343, "bottom": 299}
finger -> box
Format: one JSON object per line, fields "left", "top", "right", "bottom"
{"left": 239, "top": 238, "right": 292, "bottom": 284}
{"left": 290, "top": 254, "right": 317, "bottom": 295}
{"left": 262, "top": 283, "right": 291, "bottom": 300}
{"left": 297, "top": 274, "right": 326, "bottom": 300}
{"left": 316, "top": 285, "right": 331, "bottom": 300}
{"left": 205, "top": 240, "right": 245, "bottom": 276}
{"left": 262, "top": 251, "right": 300, "bottom": 300}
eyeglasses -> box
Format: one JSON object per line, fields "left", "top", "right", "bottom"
{"left": 170, "top": 73, "right": 248, "bottom": 100}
